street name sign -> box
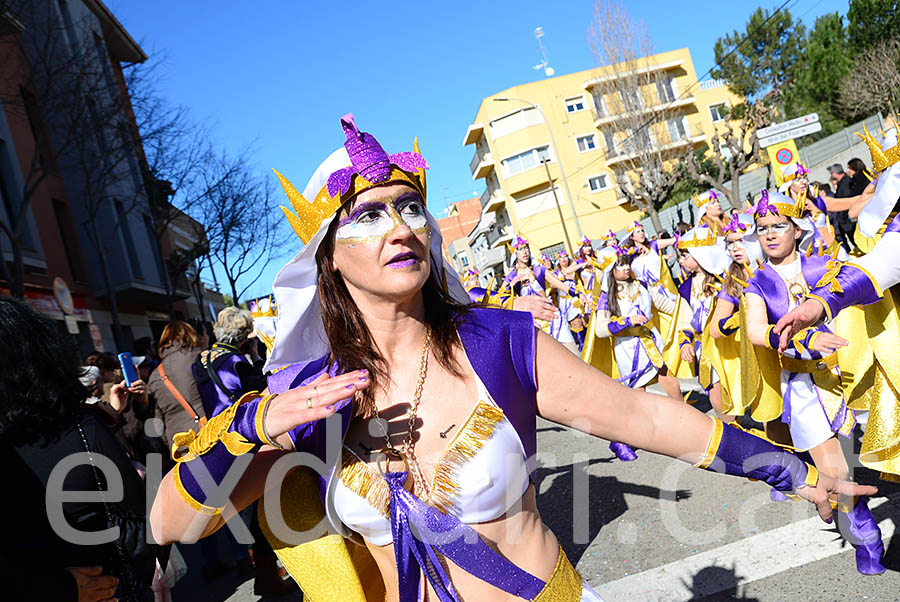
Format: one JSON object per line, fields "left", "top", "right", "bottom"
{"left": 759, "top": 122, "right": 822, "bottom": 148}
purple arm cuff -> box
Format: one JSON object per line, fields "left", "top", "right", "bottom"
{"left": 717, "top": 315, "right": 738, "bottom": 336}
{"left": 809, "top": 264, "right": 883, "bottom": 320}
{"left": 607, "top": 316, "right": 634, "bottom": 335}
{"left": 705, "top": 423, "right": 813, "bottom": 492}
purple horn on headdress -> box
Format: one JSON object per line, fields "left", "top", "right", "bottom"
{"left": 723, "top": 211, "right": 744, "bottom": 234}
{"left": 326, "top": 113, "right": 429, "bottom": 198}
{"left": 755, "top": 189, "right": 773, "bottom": 217}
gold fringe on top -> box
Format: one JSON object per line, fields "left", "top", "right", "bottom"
{"left": 429, "top": 402, "right": 505, "bottom": 515}
{"left": 339, "top": 446, "right": 391, "bottom": 518}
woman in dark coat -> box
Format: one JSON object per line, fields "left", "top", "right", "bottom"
{"left": 0, "top": 297, "right": 156, "bottom": 601}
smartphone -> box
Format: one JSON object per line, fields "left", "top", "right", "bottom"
{"left": 118, "top": 352, "right": 139, "bottom": 387}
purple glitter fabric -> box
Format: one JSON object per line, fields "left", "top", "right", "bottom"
{"left": 326, "top": 114, "right": 428, "bottom": 198}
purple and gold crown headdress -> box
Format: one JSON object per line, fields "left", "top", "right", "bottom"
{"left": 274, "top": 114, "right": 428, "bottom": 244}
{"left": 754, "top": 189, "right": 805, "bottom": 219}
{"left": 692, "top": 190, "right": 719, "bottom": 209}
{"left": 580, "top": 235, "right": 592, "bottom": 247}
{"left": 625, "top": 221, "right": 643, "bottom": 234}
{"left": 511, "top": 235, "right": 529, "bottom": 250}
{"left": 781, "top": 162, "right": 809, "bottom": 182}
{"left": 723, "top": 212, "right": 748, "bottom": 234}
{"left": 599, "top": 230, "right": 617, "bottom": 242}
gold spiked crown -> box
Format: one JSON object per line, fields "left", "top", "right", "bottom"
{"left": 275, "top": 114, "right": 428, "bottom": 244}
{"left": 856, "top": 125, "right": 900, "bottom": 173}
{"left": 692, "top": 190, "right": 719, "bottom": 209}
{"left": 677, "top": 226, "right": 718, "bottom": 249}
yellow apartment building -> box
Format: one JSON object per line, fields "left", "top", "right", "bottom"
{"left": 462, "top": 47, "right": 743, "bottom": 271}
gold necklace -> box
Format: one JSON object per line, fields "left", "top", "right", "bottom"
{"left": 370, "top": 327, "right": 432, "bottom": 497}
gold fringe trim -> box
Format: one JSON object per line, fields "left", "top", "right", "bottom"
{"left": 339, "top": 446, "right": 391, "bottom": 519}
{"left": 430, "top": 402, "right": 505, "bottom": 515}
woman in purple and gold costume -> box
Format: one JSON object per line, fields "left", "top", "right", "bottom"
{"left": 503, "top": 237, "right": 579, "bottom": 351}
{"left": 742, "top": 190, "right": 886, "bottom": 574}
{"left": 693, "top": 190, "right": 727, "bottom": 236}
{"left": 587, "top": 248, "right": 682, "bottom": 461}
{"left": 707, "top": 211, "right": 761, "bottom": 421}
{"left": 670, "top": 226, "right": 732, "bottom": 420}
{"left": 553, "top": 250, "right": 587, "bottom": 349}
{"left": 150, "top": 115, "right": 874, "bottom": 602}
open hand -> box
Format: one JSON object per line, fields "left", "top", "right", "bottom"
{"left": 796, "top": 473, "right": 878, "bottom": 523}
{"left": 513, "top": 295, "right": 558, "bottom": 321}
{"left": 774, "top": 299, "right": 826, "bottom": 352}
{"left": 680, "top": 345, "right": 695, "bottom": 363}
{"left": 65, "top": 566, "right": 118, "bottom": 602}
{"left": 264, "top": 370, "right": 370, "bottom": 441}
{"left": 808, "top": 331, "right": 848, "bottom": 354}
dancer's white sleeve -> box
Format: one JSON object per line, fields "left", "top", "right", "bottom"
{"left": 850, "top": 232, "right": 900, "bottom": 291}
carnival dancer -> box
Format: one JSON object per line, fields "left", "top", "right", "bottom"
{"left": 743, "top": 190, "right": 885, "bottom": 574}
{"left": 620, "top": 221, "right": 683, "bottom": 374}
{"left": 590, "top": 249, "right": 682, "bottom": 461}
{"left": 538, "top": 253, "right": 553, "bottom": 271}
{"left": 707, "top": 212, "right": 762, "bottom": 422}
{"left": 672, "top": 226, "right": 732, "bottom": 420}
{"left": 693, "top": 190, "right": 727, "bottom": 236}
{"left": 150, "top": 114, "right": 874, "bottom": 601}
{"left": 849, "top": 127, "right": 899, "bottom": 252}
{"left": 779, "top": 162, "right": 851, "bottom": 260}
{"left": 504, "top": 236, "right": 579, "bottom": 351}
{"left": 554, "top": 250, "right": 587, "bottom": 349}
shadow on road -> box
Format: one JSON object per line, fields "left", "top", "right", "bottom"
{"left": 684, "top": 565, "right": 762, "bottom": 601}
{"left": 535, "top": 457, "right": 692, "bottom": 566}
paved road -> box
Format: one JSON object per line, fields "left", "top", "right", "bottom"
{"left": 205, "top": 385, "right": 899, "bottom": 602}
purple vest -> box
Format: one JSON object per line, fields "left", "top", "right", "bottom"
{"left": 745, "top": 254, "right": 830, "bottom": 324}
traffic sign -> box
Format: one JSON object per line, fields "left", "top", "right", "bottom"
{"left": 766, "top": 139, "right": 801, "bottom": 187}
{"left": 759, "top": 122, "right": 822, "bottom": 148}
{"left": 757, "top": 113, "right": 819, "bottom": 139}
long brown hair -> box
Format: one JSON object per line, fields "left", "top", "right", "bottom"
{"left": 725, "top": 261, "right": 750, "bottom": 298}
{"left": 158, "top": 321, "right": 200, "bottom": 355}
{"left": 606, "top": 255, "right": 634, "bottom": 317}
{"left": 316, "top": 218, "right": 468, "bottom": 418}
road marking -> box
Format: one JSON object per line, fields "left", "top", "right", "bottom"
{"left": 597, "top": 495, "right": 898, "bottom": 601}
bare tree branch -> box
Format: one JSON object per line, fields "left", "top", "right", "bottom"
{"left": 587, "top": 0, "right": 695, "bottom": 231}
{"left": 836, "top": 39, "right": 900, "bottom": 124}
{"left": 685, "top": 100, "right": 772, "bottom": 209}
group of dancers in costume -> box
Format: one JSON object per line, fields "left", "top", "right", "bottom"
{"left": 148, "top": 113, "right": 880, "bottom": 601}
{"left": 463, "top": 124, "right": 900, "bottom": 576}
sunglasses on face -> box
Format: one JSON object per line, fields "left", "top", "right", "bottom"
{"left": 755, "top": 222, "right": 792, "bottom": 236}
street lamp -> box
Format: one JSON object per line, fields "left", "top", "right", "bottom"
{"left": 492, "top": 97, "right": 584, "bottom": 247}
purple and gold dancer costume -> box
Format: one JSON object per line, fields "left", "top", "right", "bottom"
{"left": 166, "top": 115, "right": 832, "bottom": 600}
{"left": 741, "top": 191, "right": 885, "bottom": 574}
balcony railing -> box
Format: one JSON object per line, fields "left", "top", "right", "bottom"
{"left": 592, "top": 95, "right": 695, "bottom": 128}
{"left": 605, "top": 123, "right": 706, "bottom": 167}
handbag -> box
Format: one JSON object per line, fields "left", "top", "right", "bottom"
{"left": 76, "top": 421, "right": 156, "bottom": 602}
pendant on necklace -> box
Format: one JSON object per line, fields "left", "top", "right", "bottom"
{"left": 369, "top": 416, "right": 389, "bottom": 439}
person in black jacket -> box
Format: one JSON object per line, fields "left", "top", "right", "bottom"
{"left": 828, "top": 163, "right": 858, "bottom": 252}
{"left": 0, "top": 297, "right": 156, "bottom": 601}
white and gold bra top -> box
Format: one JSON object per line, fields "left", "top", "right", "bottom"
{"left": 332, "top": 374, "right": 530, "bottom": 546}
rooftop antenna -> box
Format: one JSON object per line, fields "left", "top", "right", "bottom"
{"left": 533, "top": 27, "right": 554, "bottom": 77}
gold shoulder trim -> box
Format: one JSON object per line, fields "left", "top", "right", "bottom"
{"left": 430, "top": 402, "right": 505, "bottom": 515}
{"left": 339, "top": 446, "right": 391, "bottom": 519}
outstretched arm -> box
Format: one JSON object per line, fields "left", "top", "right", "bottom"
{"left": 545, "top": 269, "right": 576, "bottom": 295}
{"left": 533, "top": 330, "right": 874, "bottom": 521}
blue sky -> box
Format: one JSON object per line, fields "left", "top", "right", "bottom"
{"left": 108, "top": 0, "right": 849, "bottom": 299}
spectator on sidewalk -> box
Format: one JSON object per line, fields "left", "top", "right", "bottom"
{"left": 192, "top": 307, "right": 266, "bottom": 419}
{"left": 147, "top": 322, "right": 206, "bottom": 451}
{"left": 0, "top": 296, "right": 157, "bottom": 601}
{"left": 827, "top": 164, "right": 857, "bottom": 252}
